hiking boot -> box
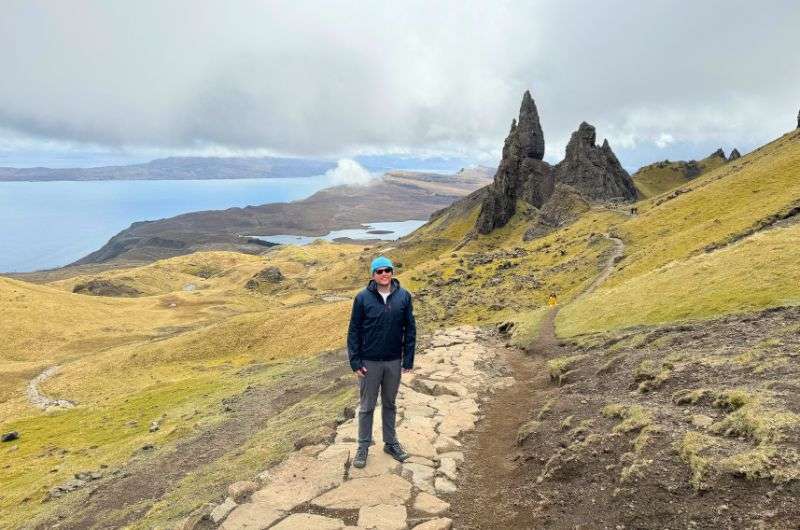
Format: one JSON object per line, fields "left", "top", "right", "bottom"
{"left": 353, "top": 446, "right": 368, "bottom": 468}
{"left": 383, "top": 442, "right": 409, "bottom": 462}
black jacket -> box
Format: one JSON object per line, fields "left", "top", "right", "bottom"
{"left": 347, "top": 278, "right": 416, "bottom": 371}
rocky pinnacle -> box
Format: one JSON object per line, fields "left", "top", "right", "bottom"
{"left": 475, "top": 91, "right": 550, "bottom": 234}
{"left": 728, "top": 148, "right": 741, "bottom": 161}
{"left": 517, "top": 90, "right": 545, "bottom": 160}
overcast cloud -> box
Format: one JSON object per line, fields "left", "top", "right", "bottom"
{"left": 1, "top": 0, "right": 798, "bottom": 169}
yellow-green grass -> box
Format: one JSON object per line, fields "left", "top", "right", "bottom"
{"left": 612, "top": 131, "right": 800, "bottom": 288}
{"left": 1, "top": 241, "right": 371, "bottom": 524}
{"left": 633, "top": 153, "right": 727, "bottom": 199}
{"left": 557, "top": 221, "right": 800, "bottom": 335}
{"left": 399, "top": 198, "right": 626, "bottom": 329}
{"left": 1, "top": 366, "right": 247, "bottom": 526}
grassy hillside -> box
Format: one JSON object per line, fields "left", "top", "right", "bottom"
{"left": 559, "top": 130, "right": 800, "bottom": 335}
{"left": 632, "top": 151, "right": 728, "bottom": 199}
{"left": 0, "top": 242, "right": 368, "bottom": 527}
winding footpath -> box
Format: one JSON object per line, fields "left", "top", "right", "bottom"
{"left": 450, "top": 233, "right": 625, "bottom": 528}
{"left": 200, "top": 327, "right": 514, "bottom": 530}
{"left": 26, "top": 365, "right": 75, "bottom": 410}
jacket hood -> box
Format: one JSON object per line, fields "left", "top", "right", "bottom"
{"left": 367, "top": 277, "right": 401, "bottom": 292}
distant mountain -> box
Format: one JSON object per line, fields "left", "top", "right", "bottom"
{"left": 0, "top": 156, "right": 337, "bottom": 182}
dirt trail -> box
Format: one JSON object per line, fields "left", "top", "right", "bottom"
{"left": 26, "top": 365, "right": 75, "bottom": 410}
{"left": 450, "top": 235, "right": 623, "bottom": 529}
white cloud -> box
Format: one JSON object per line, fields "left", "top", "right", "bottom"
{"left": 1, "top": 0, "right": 798, "bottom": 168}
{"left": 655, "top": 133, "right": 675, "bottom": 149}
{"left": 324, "top": 159, "right": 375, "bottom": 186}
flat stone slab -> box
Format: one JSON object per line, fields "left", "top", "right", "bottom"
{"left": 433, "top": 435, "right": 461, "bottom": 453}
{"left": 401, "top": 462, "right": 436, "bottom": 494}
{"left": 434, "top": 476, "right": 457, "bottom": 494}
{"left": 405, "top": 455, "right": 436, "bottom": 467}
{"left": 210, "top": 497, "right": 237, "bottom": 524}
{"left": 311, "top": 474, "right": 413, "bottom": 510}
{"left": 253, "top": 451, "right": 348, "bottom": 511}
{"left": 412, "top": 517, "right": 453, "bottom": 530}
{"left": 357, "top": 503, "right": 407, "bottom": 530}
{"left": 271, "top": 513, "right": 345, "bottom": 530}
{"left": 404, "top": 404, "right": 436, "bottom": 418}
{"left": 219, "top": 502, "right": 284, "bottom": 529}
{"left": 396, "top": 426, "right": 437, "bottom": 459}
{"left": 413, "top": 492, "right": 450, "bottom": 515}
{"left": 438, "top": 457, "right": 458, "bottom": 481}
{"left": 348, "top": 446, "right": 401, "bottom": 479}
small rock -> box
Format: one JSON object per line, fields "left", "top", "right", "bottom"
{"left": 149, "top": 421, "right": 160, "bottom": 433}
{"left": 227, "top": 480, "right": 258, "bottom": 503}
{"left": 691, "top": 414, "right": 714, "bottom": 429}
{"left": 210, "top": 497, "right": 237, "bottom": 524}
{"left": 413, "top": 491, "right": 450, "bottom": 515}
{"left": 435, "top": 476, "right": 457, "bottom": 494}
{"left": 1, "top": 431, "right": 19, "bottom": 442}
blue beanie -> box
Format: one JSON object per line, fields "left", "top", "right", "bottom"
{"left": 370, "top": 256, "right": 393, "bottom": 274}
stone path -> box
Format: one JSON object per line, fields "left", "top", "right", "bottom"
{"left": 205, "top": 326, "right": 512, "bottom": 530}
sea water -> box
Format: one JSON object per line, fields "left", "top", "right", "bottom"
{"left": 0, "top": 177, "right": 344, "bottom": 272}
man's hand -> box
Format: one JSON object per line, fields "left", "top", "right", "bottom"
{"left": 402, "top": 367, "right": 413, "bottom": 374}
{"left": 355, "top": 367, "right": 368, "bottom": 378}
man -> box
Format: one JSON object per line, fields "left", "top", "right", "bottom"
{"left": 347, "top": 255, "right": 416, "bottom": 468}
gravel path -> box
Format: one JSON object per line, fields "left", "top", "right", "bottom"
{"left": 26, "top": 365, "right": 75, "bottom": 410}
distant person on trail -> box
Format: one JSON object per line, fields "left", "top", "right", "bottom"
{"left": 347, "top": 255, "right": 416, "bottom": 469}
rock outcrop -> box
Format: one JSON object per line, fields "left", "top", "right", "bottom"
{"left": 728, "top": 148, "right": 741, "bottom": 161}
{"left": 475, "top": 91, "right": 552, "bottom": 234}
{"left": 476, "top": 91, "right": 637, "bottom": 235}
{"left": 796, "top": 108, "right": 799, "bottom": 129}
{"left": 552, "top": 122, "right": 638, "bottom": 203}
{"left": 710, "top": 148, "right": 727, "bottom": 160}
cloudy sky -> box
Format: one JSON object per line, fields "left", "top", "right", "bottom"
{"left": 1, "top": 0, "right": 798, "bottom": 170}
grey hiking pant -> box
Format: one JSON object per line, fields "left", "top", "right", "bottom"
{"left": 358, "top": 359, "right": 401, "bottom": 449}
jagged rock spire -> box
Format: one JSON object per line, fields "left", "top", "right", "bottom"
{"left": 728, "top": 148, "right": 741, "bottom": 161}
{"left": 553, "top": 122, "right": 638, "bottom": 202}
{"left": 711, "top": 148, "right": 726, "bottom": 159}
{"left": 517, "top": 90, "right": 545, "bottom": 160}
{"left": 797, "top": 108, "right": 799, "bottom": 129}
{"left": 475, "top": 90, "right": 551, "bottom": 234}
{"left": 475, "top": 95, "right": 637, "bottom": 236}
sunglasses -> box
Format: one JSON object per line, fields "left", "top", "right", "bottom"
{"left": 374, "top": 267, "right": 393, "bottom": 275}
